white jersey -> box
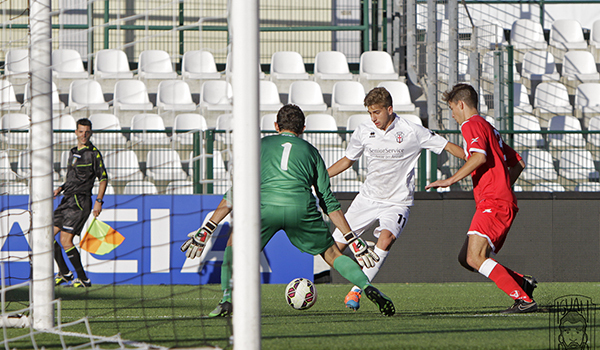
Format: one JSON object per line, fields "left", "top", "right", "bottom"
{"left": 346, "top": 114, "right": 448, "bottom": 206}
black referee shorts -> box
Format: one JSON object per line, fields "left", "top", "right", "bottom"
{"left": 53, "top": 194, "right": 92, "bottom": 236}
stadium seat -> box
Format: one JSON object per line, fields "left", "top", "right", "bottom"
{"left": 561, "top": 51, "right": 600, "bottom": 94}
{"left": 314, "top": 51, "right": 353, "bottom": 81}
{"left": 123, "top": 180, "right": 158, "bottom": 195}
{"left": 586, "top": 115, "right": 600, "bottom": 147}
{"left": 304, "top": 114, "right": 340, "bottom": 146}
{"left": 103, "top": 150, "right": 144, "bottom": 182}
{"left": 199, "top": 80, "right": 233, "bottom": 114}
{"left": 52, "top": 49, "right": 89, "bottom": 80}
{"left": 513, "top": 83, "right": 533, "bottom": 114}
{"left": 510, "top": 19, "right": 548, "bottom": 52}
{"left": 481, "top": 51, "right": 521, "bottom": 86}
{"left": 0, "top": 151, "right": 17, "bottom": 181}
{"left": 1, "top": 181, "right": 29, "bottom": 195}
{"left": 531, "top": 182, "right": 565, "bottom": 192}
{"left": 533, "top": 82, "right": 572, "bottom": 128}
{"left": 288, "top": 81, "right": 328, "bottom": 113}
{"left": 1, "top": 113, "right": 30, "bottom": 146}
{"left": 0, "top": 80, "right": 22, "bottom": 111}
{"left": 260, "top": 113, "right": 278, "bottom": 133}
{"left": 188, "top": 150, "right": 230, "bottom": 194}
{"left": 520, "top": 149, "right": 558, "bottom": 183}
{"left": 359, "top": 51, "right": 399, "bottom": 88}
{"left": 346, "top": 114, "right": 371, "bottom": 132}
{"left": 575, "top": 83, "right": 600, "bottom": 119}
{"left": 559, "top": 149, "right": 599, "bottom": 181}
{"left": 146, "top": 149, "right": 188, "bottom": 182}
{"left": 224, "top": 52, "right": 266, "bottom": 81}
{"left": 4, "top": 49, "right": 29, "bottom": 79}
{"left": 474, "top": 20, "right": 508, "bottom": 50}
{"left": 88, "top": 114, "right": 128, "bottom": 147}
{"left": 68, "top": 80, "right": 110, "bottom": 111}
{"left": 521, "top": 50, "right": 560, "bottom": 82}
{"left": 94, "top": 49, "right": 134, "bottom": 80}
{"left": 269, "top": 51, "right": 309, "bottom": 81}
{"left": 549, "top": 19, "right": 587, "bottom": 61}
{"left": 173, "top": 113, "right": 208, "bottom": 145}
{"left": 113, "top": 80, "right": 154, "bottom": 112}
{"left": 52, "top": 114, "right": 77, "bottom": 146}
{"left": 399, "top": 114, "right": 423, "bottom": 125}
{"left": 215, "top": 113, "right": 233, "bottom": 145}
{"left": 547, "top": 115, "right": 585, "bottom": 148}
{"left": 575, "top": 182, "right": 600, "bottom": 192}
{"left": 130, "top": 113, "right": 170, "bottom": 145}
{"left": 165, "top": 180, "right": 194, "bottom": 194}
{"left": 181, "top": 50, "right": 221, "bottom": 81}
{"left": 23, "top": 82, "right": 65, "bottom": 111}
{"left": 331, "top": 81, "right": 366, "bottom": 113}
{"left": 156, "top": 80, "right": 197, "bottom": 112}
{"left": 377, "top": 81, "right": 416, "bottom": 113}
{"left": 137, "top": 50, "right": 178, "bottom": 80}
{"left": 513, "top": 114, "right": 544, "bottom": 148}
{"left": 92, "top": 181, "right": 115, "bottom": 195}
{"left": 259, "top": 81, "right": 283, "bottom": 112}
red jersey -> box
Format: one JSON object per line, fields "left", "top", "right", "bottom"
{"left": 460, "top": 115, "right": 522, "bottom": 205}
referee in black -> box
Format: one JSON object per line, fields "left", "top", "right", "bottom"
{"left": 53, "top": 118, "right": 108, "bottom": 288}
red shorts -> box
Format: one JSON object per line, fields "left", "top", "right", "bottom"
{"left": 467, "top": 199, "right": 518, "bottom": 253}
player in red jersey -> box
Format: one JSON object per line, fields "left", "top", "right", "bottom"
{"left": 426, "top": 83, "right": 538, "bottom": 313}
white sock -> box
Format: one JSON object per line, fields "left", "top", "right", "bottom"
{"left": 351, "top": 247, "right": 390, "bottom": 294}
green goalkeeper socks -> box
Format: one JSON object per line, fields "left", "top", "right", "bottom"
{"left": 220, "top": 246, "right": 233, "bottom": 302}
{"left": 333, "top": 255, "right": 370, "bottom": 291}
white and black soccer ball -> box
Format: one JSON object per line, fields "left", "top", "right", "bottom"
{"left": 285, "top": 277, "right": 317, "bottom": 310}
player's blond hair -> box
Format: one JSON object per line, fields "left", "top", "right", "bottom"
{"left": 364, "top": 87, "right": 393, "bottom": 108}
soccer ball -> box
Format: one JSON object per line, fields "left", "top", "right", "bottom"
{"left": 285, "top": 278, "right": 317, "bottom": 310}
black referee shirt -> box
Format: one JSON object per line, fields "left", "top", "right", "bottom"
{"left": 61, "top": 142, "right": 108, "bottom": 196}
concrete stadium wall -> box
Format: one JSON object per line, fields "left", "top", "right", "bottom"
{"left": 331, "top": 192, "right": 600, "bottom": 283}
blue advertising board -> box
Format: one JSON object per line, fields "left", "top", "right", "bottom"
{"left": 0, "top": 195, "right": 313, "bottom": 286}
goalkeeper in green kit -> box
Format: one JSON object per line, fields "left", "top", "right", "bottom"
{"left": 181, "top": 104, "right": 395, "bottom": 317}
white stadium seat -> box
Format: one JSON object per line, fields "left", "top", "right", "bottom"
{"left": 130, "top": 114, "right": 170, "bottom": 145}
{"left": 146, "top": 149, "right": 188, "bottom": 181}
{"left": 137, "top": 50, "right": 178, "bottom": 80}
{"left": 156, "top": 80, "right": 197, "bottom": 112}
{"left": 88, "top": 114, "right": 128, "bottom": 146}
{"left": 52, "top": 49, "right": 89, "bottom": 80}
{"left": 269, "top": 51, "right": 309, "bottom": 81}
{"left": 259, "top": 81, "right": 283, "bottom": 112}
{"left": 513, "top": 114, "right": 544, "bottom": 148}
{"left": 288, "top": 81, "right": 328, "bottom": 113}
{"left": 522, "top": 51, "right": 560, "bottom": 82}
{"left": 24, "top": 82, "right": 64, "bottom": 111}
{"left": 94, "top": 49, "right": 134, "bottom": 80}
{"left": 314, "top": 51, "right": 353, "bottom": 81}
{"left": 359, "top": 51, "right": 399, "bottom": 82}
{"left": 559, "top": 149, "right": 599, "bottom": 181}
{"left": 104, "top": 150, "right": 144, "bottom": 182}
{"left": 1, "top": 113, "right": 30, "bottom": 146}
{"left": 377, "top": 81, "right": 416, "bottom": 113}
{"left": 123, "top": 180, "right": 158, "bottom": 195}
{"left": 182, "top": 50, "right": 221, "bottom": 81}
{"left": 519, "top": 149, "right": 558, "bottom": 182}
{"left": 547, "top": 115, "right": 585, "bottom": 148}
{"left": 0, "top": 151, "right": 17, "bottom": 181}
{"left": 304, "top": 114, "right": 340, "bottom": 146}
{"left": 199, "top": 80, "right": 233, "bottom": 113}
{"left": 113, "top": 80, "right": 154, "bottom": 112}
{"left": 68, "top": 80, "right": 110, "bottom": 111}
{"left": 173, "top": 114, "right": 208, "bottom": 145}
{"left": 510, "top": 19, "right": 548, "bottom": 52}
{"left": 549, "top": 19, "right": 587, "bottom": 51}
{"left": 0, "top": 80, "right": 22, "bottom": 111}
{"left": 4, "top": 49, "right": 29, "bottom": 78}
{"left": 331, "top": 81, "right": 366, "bottom": 113}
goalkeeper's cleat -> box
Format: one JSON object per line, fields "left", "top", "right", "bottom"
{"left": 521, "top": 275, "right": 537, "bottom": 299}
{"left": 55, "top": 272, "right": 74, "bottom": 286}
{"left": 208, "top": 301, "right": 232, "bottom": 317}
{"left": 501, "top": 299, "right": 538, "bottom": 314}
{"left": 70, "top": 278, "right": 92, "bottom": 288}
{"left": 364, "top": 286, "right": 395, "bottom": 316}
{"left": 344, "top": 290, "right": 361, "bottom": 311}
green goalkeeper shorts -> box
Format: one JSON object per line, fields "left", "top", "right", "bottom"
{"left": 260, "top": 204, "right": 334, "bottom": 256}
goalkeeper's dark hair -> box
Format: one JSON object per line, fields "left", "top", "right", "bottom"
{"left": 277, "top": 104, "right": 305, "bottom": 135}
{"left": 442, "top": 83, "right": 479, "bottom": 110}
{"left": 76, "top": 118, "right": 93, "bottom": 129}
{"left": 364, "top": 87, "right": 393, "bottom": 108}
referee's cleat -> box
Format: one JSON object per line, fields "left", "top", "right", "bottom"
{"left": 364, "top": 286, "right": 395, "bottom": 316}
{"left": 55, "top": 272, "right": 74, "bottom": 286}
{"left": 70, "top": 278, "right": 92, "bottom": 288}
{"left": 521, "top": 275, "right": 537, "bottom": 299}
{"left": 501, "top": 299, "right": 538, "bottom": 314}
{"left": 208, "top": 301, "right": 232, "bottom": 318}
{"left": 344, "top": 290, "right": 361, "bottom": 311}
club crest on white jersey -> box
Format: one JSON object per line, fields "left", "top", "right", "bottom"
{"left": 395, "top": 132, "right": 404, "bottom": 144}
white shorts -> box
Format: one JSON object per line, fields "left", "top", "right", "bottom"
{"left": 333, "top": 193, "right": 411, "bottom": 244}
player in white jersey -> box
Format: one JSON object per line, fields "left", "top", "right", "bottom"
{"left": 328, "top": 87, "right": 465, "bottom": 310}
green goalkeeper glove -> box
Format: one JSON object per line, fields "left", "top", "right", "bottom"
{"left": 180, "top": 220, "right": 218, "bottom": 259}
{"left": 344, "top": 231, "right": 380, "bottom": 268}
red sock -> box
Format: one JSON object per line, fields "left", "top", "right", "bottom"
{"left": 479, "top": 259, "right": 531, "bottom": 302}
{"left": 504, "top": 267, "right": 524, "bottom": 287}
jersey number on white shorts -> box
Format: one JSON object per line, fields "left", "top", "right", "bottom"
{"left": 280, "top": 142, "right": 292, "bottom": 171}
{"left": 397, "top": 214, "right": 407, "bottom": 228}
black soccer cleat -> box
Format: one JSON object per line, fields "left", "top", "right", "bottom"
{"left": 55, "top": 272, "right": 74, "bottom": 286}
{"left": 208, "top": 301, "right": 232, "bottom": 317}
{"left": 521, "top": 275, "right": 537, "bottom": 300}
{"left": 501, "top": 299, "right": 538, "bottom": 314}
{"left": 364, "top": 286, "right": 395, "bottom": 316}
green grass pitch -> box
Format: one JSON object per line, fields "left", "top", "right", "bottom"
{"left": 3, "top": 282, "right": 599, "bottom": 349}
